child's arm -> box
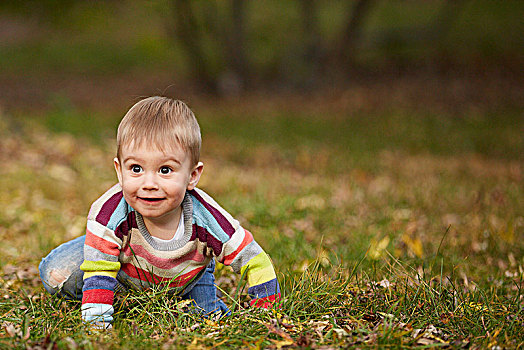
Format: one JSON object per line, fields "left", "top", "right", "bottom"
{"left": 228, "top": 230, "right": 281, "bottom": 308}
{"left": 79, "top": 188, "right": 125, "bottom": 330}
{"left": 79, "top": 218, "right": 122, "bottom": 329}
{"left": 189, "top": 189, "right": 280, "bottom": 308}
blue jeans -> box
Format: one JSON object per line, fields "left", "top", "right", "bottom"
{"left": 39, "top": 235, "right": 230, "bottom": 316}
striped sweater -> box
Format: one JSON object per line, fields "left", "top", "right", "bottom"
{"left": 80, "top": 184, "right": 280, "bottom": 327}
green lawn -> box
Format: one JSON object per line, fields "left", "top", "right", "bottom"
{"left": 0, "top": 97, "right": 522, "bottom": 348}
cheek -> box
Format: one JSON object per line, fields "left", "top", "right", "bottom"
{"left": 121, "top": 176, "right": 140, "bottom": 193}
{"left": 163, "top": 179, "right": 188, "bottom": 196}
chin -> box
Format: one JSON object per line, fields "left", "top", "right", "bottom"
{"left": 139, "top": 209, "right": 164, "bottom": 217}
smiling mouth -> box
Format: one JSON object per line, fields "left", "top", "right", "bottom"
{"left": 138, "top": 197, "right": 165, "bottom": 203}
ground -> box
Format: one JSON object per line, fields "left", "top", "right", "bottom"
{"left": 0, "top": 71, "right": 522, "bottom": 348}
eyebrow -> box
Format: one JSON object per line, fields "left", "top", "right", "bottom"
{"left": 122, "top": 155, "right": 182, "bottom": 165}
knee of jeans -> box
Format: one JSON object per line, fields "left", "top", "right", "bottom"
{"left": 39, "top": 261, "right": 72, "bottom": 294}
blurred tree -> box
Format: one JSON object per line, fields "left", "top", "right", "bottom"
{"left": 331, "top": 0, "right": 375, "bottom": 74}
{"left": 223, "top": 0, "right": 249, "bottom": 94}
{"left": 168, "top": 0, "right": 249, "bottom": 95}
{"left": 169, "top": 1, "right": 217, "bottom": 92}
{"left": 4, "top": 0, "right": 505, "bottom": 95}
{"left": 166, "top": 0, "right": 378, "bottom": 93}
{"left": 298, "top": 0, "right": 323, "bottom": 88}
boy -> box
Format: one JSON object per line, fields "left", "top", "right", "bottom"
{"left": 39, "top": 96, "right": 280, "bottom": 329}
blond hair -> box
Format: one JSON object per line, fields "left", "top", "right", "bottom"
{"left": 116, "top": 97, "right": 201, "bottom": 166}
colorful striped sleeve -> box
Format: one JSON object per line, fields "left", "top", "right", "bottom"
{"left": 190, "top": 188, "right": 280, "bottom": 308}
{"left": 239, "top": 249, "right": 281, "bottom": 308}
{"left": 224, "top": 231, "right": 280, "bottom": 308}
{"left": 80, "top": 186, "right": 125, "bottom": 329}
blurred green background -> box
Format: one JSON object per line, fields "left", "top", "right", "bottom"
{"left": 1, "top": 0, "right": 522, "bottom": 158}
{"left": 1, "top": 0, "right": 523, "bottom": 107}
{"left": 0, "top": 0, "right": 522, "bottom": 265}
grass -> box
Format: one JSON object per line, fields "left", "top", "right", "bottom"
{"left": 0, "top": 92, "right": 522, "bottom": 348}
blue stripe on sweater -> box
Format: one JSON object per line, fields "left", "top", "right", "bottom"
{"left": 83, "top": 275, "right": 117, "bottom": 291}
{"left": 107, "top": 196, "right": 128, "bottom": 231}
{"left": 191, "top": 199, "right": 230, "bottom": 243}
{"left": 247, "top": 278, "right": 280, "bottom": 298}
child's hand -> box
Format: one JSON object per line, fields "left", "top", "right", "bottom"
{"left": 250, "top": 296, "right": 281, "bottom": 309}
{"left": 81, "top": 303, "right": 113, "bottom": 333}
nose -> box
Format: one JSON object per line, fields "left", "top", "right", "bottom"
{"left": 141, "top": 172, "right": 159, "bottom": 190}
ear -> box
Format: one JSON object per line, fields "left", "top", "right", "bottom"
{"left": 187, "top": 162, "right": 204, "bottom": 190}
{"left": 114, "top": 157, "right": 123, "bottom": 185}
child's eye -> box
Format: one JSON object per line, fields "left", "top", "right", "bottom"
{"left": 159, "top": 166, "right": 172, "bottom": 175}
{"left": 131, "top": 165, "right": 143, "bottom": 173}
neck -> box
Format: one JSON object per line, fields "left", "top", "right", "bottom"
{"left": 142, "top": 207, "right": 182, "bottom": 240}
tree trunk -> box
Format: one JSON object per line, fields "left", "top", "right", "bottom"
{"left": 220, "top": 0, "right": 249, "bottom": 95}
{"left": 333, "top": 0, "right": 375, "bottom": 73}
{"left": 299, "top": 0, "right": 323, "bottom": 88}
{"left": 170, "top": 0, "right": 217, "bottom": 92}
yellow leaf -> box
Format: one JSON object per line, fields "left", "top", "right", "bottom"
{"left": 270, "top": 338, "right": 294, "bottom": 349}
{"left": 468, "top": 302, "right": 489, "bottom": 312}
{"left": 204, "top": 319, "right": 218, "bottom": 328}
{"left": 458, "top": 302, "right": 489, "bottom": 313}
{"left": 368, "top": 236, "right": 390, "bottom": 260}
{"left": 402, "top": 234, "right": 424, "bottom": 258}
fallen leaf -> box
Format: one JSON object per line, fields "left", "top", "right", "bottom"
{"left": 270, "top": 338, "right": 294, "bottom": 349}
{"left": 368, "top": 237, "right": 390, "bottom": 260}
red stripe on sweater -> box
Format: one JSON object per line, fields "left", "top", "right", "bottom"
{"left": 250, "top": 292, "right": 280, "bottom": 308}
{"left": 222, "top": 229, "right": 254, "bottom": 265}
{"left": 82, "top": 288, "right": 114, "bottom": 305}
{"left": 120, "top": 263, "right": 205, "bottom": 287}
{"left": 85, "top": 229, "right": 120, "bottom": 256}
{"left": 122, "top": 244, "right": 205, "bottom": 270}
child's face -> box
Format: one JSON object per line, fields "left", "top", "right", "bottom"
{"left": 114, "top": 142, "right": 203, "bottom": 226}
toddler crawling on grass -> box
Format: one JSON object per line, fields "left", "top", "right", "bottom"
{"left": 39, "top": 96, "right": 280, "bottom": 329}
